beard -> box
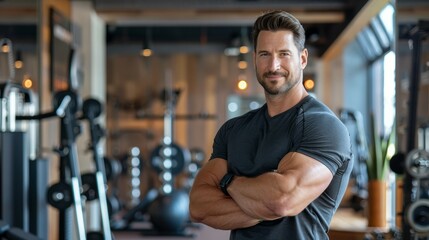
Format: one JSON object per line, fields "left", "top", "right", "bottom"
{"left": 256, "top": 67, "right": 301, "bottom": 96}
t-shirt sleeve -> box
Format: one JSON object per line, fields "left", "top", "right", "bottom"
{"left": 209, "top": 120, "right": 231, "bottom": 160}
{"left": 295, "top": 112, "right": 352, "bottom": 174}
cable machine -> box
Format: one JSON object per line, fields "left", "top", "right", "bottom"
{"left": 390, "top": 20, "right": 429, "bottom": 240}
{"left": 0, "top": 38, "right": 46, "bottom": 240}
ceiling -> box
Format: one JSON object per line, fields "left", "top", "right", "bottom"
{"left": 98, "top": 0, "right": 368, "bottom": 57}
{"left": 0, "top": 0, "right": 371, "bottom": 57}
{"left": 0, "top": 0, "right": 37, "bottom": 50}
{"left": 1, "top": 0, "right": 428, "bottom": 57}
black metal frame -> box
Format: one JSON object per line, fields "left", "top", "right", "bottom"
{"left": 398, "top": 20, "right": 429, "bottom": 240}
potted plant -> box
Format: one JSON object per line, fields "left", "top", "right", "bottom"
{"left": 366, "top": 113, "right": 396, "bottom": 228}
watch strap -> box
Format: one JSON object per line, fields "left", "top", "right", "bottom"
{"left": 219, "top": 173, "right": 235, "bottom": 196}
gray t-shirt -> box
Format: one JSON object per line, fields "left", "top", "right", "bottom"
{"left": 210, "top": 96, "right": 353, "bottom": 240}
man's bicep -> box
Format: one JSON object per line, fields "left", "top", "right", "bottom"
{"left": 278, "top": 152, "right": 331, "bottom": 174}
{"left": 277, "top": 152, "right": 333, "bottom": 197}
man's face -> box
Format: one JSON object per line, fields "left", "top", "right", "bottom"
{"left": 254, "top": 30, "right": 307, "bottom": 96}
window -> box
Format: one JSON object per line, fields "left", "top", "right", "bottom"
{"left": 379, "top": 3, "right": 395, "bottom": 42}
{"left": 383, "top": 51, "right": 396, "bottom": 133}
{"left": 356, "top": 3, "right": 395, "bottom": 63}
{"left": 370, "top": 17, "right": 390, "bottom": 50}
{"left": 360, "top": 3, "right": 395, "bottom": 133}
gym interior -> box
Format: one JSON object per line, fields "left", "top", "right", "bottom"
{"left": 0, "top": 0, "right": 428, "bottom": 239}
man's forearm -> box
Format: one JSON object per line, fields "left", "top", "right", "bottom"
{"left": 228, "top": 172, "right": 291, "bottom": 220}
{"left": 228, "top": 152, "right": 334, "bottom": 220}
{"left": 190, "top": 183, "right": 260, "bottom": 230}
{"left": 194, "top": 196, "right": 260, "bottom": 230}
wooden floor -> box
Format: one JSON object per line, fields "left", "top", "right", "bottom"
{"left": 112, "top": 208, "right": 370, "bottom": 240}
{"left": 111, "top": 207, "right": 402, "bottom": 240}
{"left": 112, "top": 223, "right": 230, "bottom": 240}
{"left": 329, "top": 208, "right": 397, "bottom": 240}
{"left": 330, "top": 208, "right": 368, "bottom": 230}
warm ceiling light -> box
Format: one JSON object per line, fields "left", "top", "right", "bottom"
{"left": 237, "top": 79, "right": 248, "bottom": 90}
{"left": 238, "top": 60, "right": 247, "bottom": 70}
{"left": 141, "top": 48, "right": 152, "bottom": 57}
{"left": 15, "top": 50, "right": 23, "bottom": 69}
{"left": 15, "top": 60, "right": 23, "bottom": 69}
{"left": 237, "top": 54, "right": 247, "bottom": 69}
{"left": 140, "top": 28, "right": 153, "bottom": 57}
{"left": 225, "top": 27, "right": 251, "bottom": 57}
{"left": 239, "top": 45, "right": 249, "bottom": 54}
{"left": 1, "top": 43, "right": 9, "bottom": 53}
{"left": 237, "top": 74, "right": 248, "bottom": 91}
{"left": 304, "top": 79, "right": 315, "bottom": 91}
{"left": 22, "top": 75, "right": 33, "bottom": 89}
{"left": 239, "top": 27, "right": 250, "bottom": 54}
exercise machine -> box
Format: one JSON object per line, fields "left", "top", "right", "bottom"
{"left": 0, "top": 220, "right": 39, "bottom": 240}
{"left": 80, "top": 97, "right": 113, "bottom": 240}
{"left": 17, "top": 89, "right": 89, "bottom": 240}
{"left": 0, "top": 38, "right": 48, "bottom": 239}
{"left": 390, "top": 20, "right": 429, "bottom": 240}
{"left": 19, "top": 90, "right": 87, "bottom": 240}
{"left": 339, "top": 109, "right": 369, "bottom": 211}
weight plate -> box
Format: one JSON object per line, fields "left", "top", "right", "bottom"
{"left": 47, "top": 182, "right": 73, "bottom": 210}
{"left": 150, "top": 143, "right": 190, "bottom": 175}
{"left": 405, "top": 149, "right": 429, "bottom": 179}
{"left": 107, "top": 194, "right": 122, "bottom": 217}
{"left": 189, "top": 148, "right": 205, "bottom": 166}
{"left": 81, "top": 173, "right": 99, "bottom": 201}
{"left": 407, "top": 199, "right": 429, "bottom": 233}
{"left": 104, "top": 157, "right": 122, "bottom": 181}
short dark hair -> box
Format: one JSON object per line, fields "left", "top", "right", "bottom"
{"left": 252, "top": 10, "right": 306, "bottom": 51}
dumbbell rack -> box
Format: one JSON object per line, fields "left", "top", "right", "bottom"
{"left": 397, "top": 20, "right": 429, "bottom": 240}
{"left": 403, "top": 149, "right": 429, "bottom": 239}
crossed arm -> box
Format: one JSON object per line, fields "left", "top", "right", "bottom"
{"left": 188, "top": 152, "right": 333, "bottom": 230}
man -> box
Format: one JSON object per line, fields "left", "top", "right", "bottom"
{"left": 189, "top": 10, "right": 352, "bottom": 240}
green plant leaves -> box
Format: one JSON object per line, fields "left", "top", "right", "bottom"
{"left": 367, "top": 113, "right": 396, "bottom": 180}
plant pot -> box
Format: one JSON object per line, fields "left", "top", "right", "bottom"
{"left": 367, "top": 180, "right": 387, "bottom": 228}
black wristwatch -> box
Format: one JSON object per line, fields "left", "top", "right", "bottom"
{"left": 219, "top": 173, "right": 235, "bottom": 196}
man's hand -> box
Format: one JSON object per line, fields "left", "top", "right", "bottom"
{"left": 189, "top": 158, "right": 260, "bottom": 230}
